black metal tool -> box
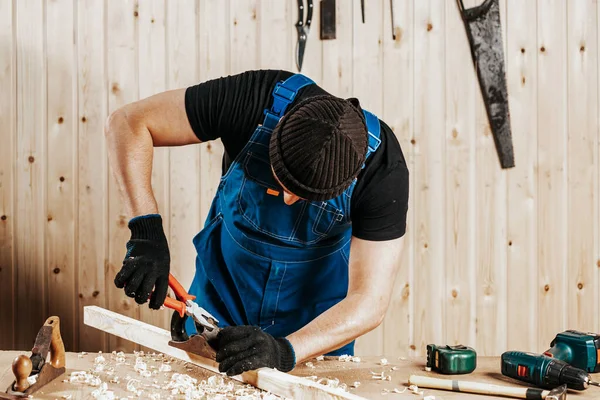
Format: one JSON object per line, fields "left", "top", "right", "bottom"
{"left": 296, "top": 0, "right": 313, "bottom": 71}
{"left": 360, "top": 0, "right": 365, "bottom": 23}
{"left": 390, "top": 0, "right": 396, "bottom": 40}
{"left": 457, "top": 0, "right": 515, "bottom": 169}
{"left": 320, "top": 0, "right": 336, "bottom": 40}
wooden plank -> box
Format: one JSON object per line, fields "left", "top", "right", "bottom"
{"left": 0, "top": 0, "right": 15, "bottom": 350}
{"left": 321, "top": 0, "right": 352, "bottom": 97}
{"left": 106, "top": 0, "right": 140, "bottom": 352}
{"left": 166, "top": 0, "right": 201, "bottom": 289}
{"left": 443, "top": 0, "right": 477, "bottom": 350}
{"left": 83, "top": 306, "right": 368, "bottom": 400}
{"left": 352, "top": 0, "right": 384, "bottom": 357}
{"left": 567, "top": 0, "right": 598, "bottom": 332}
{"left": 380, "top": 0, "right": 414, "bottom": 359}
{"left": 412, "top": 0, "right": 446, "bottom": 356}
{"left": 46, "top": 0, "right": 77, "bottom": 351}
{"left": 537, "top": 0, "right": 568, "bottom": 350}
{"left": 230, "top": 0, "right": 259, "bottom": 74}
{"left": 14, "top": 0, "right": 47, "bottom": 350}
{"left": 473, "top": 0, "right": 508, "bottom": 356}
{"left": 137, "top": 0, "right": 170, "bottom": 332}
{"left": 77, "top": 0, "right": 108, "bottom": 352}
{"left": 259, "top": 0, "right": 291, "bottom": 70}
{"left": 198, "top": 0, "right": 227, "bottom": 224}
{"left": 505, "top": 0, "right": 539, "bottom": 352}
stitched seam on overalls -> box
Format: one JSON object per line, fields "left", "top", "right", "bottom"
{"left": 221, "top": 127, "right": 272, "bottom": 181}
{"left": 288, "top": 201, "right": 307, "bottom": 240}
{"left": 340, "top": 246, "right": 350, "bottom": 265}
{"left": 221, "top": 220, "right": 346, "bottom": 263}
{"left": 312, "top": 204, "right": 335, "bottom": 237}
{"left": 270, "top": 263, "right": 287, "bottom": 327}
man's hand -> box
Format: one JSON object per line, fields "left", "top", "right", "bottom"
{"left": 114, "top": 214, "right": 170, "bottom": 309}
{"left": 216, "top": 326, "right": 296, "bottom": 376}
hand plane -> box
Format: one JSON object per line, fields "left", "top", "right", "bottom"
{"left": 2, "top": 316, "right": 66, "bottom": 399}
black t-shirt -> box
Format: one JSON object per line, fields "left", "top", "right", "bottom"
{"left": 185, "top": 69, "right": 409, "bottom": 241}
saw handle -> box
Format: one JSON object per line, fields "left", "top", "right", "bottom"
{"left": 408, "top": 375, "right": 552, "bottom": 399}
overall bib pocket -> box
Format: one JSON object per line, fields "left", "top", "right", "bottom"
{"left": 237, "top": 152, "right": 343, "bottom": 244}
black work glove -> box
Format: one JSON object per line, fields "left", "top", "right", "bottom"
{"left": 216, "top": 326, "right": 296, "bottom": 376}
{"left": 114, "top": 214, "right": 170, "bottom": 309}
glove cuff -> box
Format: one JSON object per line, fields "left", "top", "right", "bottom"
{"left": 275, "top": 337, "right": 296, "bottom": 372}
{"left": 128, "top": 214, "right": 167, "bottom": 241}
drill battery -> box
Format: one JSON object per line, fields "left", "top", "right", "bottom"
{"left": 545, "top": 330, "right": 600, "bottom": 373}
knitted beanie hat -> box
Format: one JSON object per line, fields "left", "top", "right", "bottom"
{"left": 269, "top": 95, "right": 368, "bottom": 201}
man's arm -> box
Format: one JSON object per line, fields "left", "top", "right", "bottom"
{"left": 104, "top": 89, "right": 200, "bottom": 217}
{"left": 287, "top": 236, "right": 404, "bottom": 361}
{"left": 104, "top": 89, "right": 200, "bottom": 308}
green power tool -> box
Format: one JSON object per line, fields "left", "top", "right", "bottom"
{"left": 543, "top": 330, "right": 600, "bottom": 373}
{"left": 501, "top": 351, "right": 600, "bottom": 390}
{"left": 426, "top": 344, "right": 477, "bottom": 374}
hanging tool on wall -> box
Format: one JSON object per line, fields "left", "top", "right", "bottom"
{"left": 320, "top": 0, "right": 336, "bottom": 40}
{"left": 296, "top": 0, "right": 313, "bottom": 71}
{"left": 457, "top": 0, "right": 515, "bottom": 169}
{"left": 2, "top": 317, "right": 66, "bottom": 399}
{"left": 390, "top": 0, "right": 396, "bottom": 40}
{"left": 360, "top": 0, "right": 365, "bottom": 23}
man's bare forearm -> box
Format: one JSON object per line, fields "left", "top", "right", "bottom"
{"left": 287, "top": 293, "right": 386, "bottom": 362}
{"left": 105, "top": 108, "right": 158, "bottom": 217}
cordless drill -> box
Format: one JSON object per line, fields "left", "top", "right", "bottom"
{"left": 543, "top": 330, "right": 600, "bottom": 373}
{"left": 501, "top": 351, "right": 600, "bottom": 390}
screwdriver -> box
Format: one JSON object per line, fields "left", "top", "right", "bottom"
{"left": 502, "top": 351, "right": 600, "bottom": 390}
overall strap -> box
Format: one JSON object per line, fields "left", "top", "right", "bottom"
{"left": 362, "top": 109, "right": 382, "bottom": 168}
{"left": 263, "top": 74, "right": 315, "bottom": 130}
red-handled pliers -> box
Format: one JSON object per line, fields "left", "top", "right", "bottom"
{"left": 163, "top": 273, "right": 220, "bottom": 333}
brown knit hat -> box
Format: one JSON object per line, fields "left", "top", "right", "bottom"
{"left": 269, "top": 95, "right": 368, "bottom": 201}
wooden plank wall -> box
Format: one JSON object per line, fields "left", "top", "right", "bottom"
{"left": 1, "top": 0, "right": 599, "bottom": 358}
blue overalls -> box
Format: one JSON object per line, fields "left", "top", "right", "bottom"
{"left": 186, "top": 74, "right": 381, "bottom": 356}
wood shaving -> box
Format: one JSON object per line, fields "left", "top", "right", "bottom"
{"left": 351, "top": 356, "right": 361, "bottom": 363}
{"left": 304, "top": 362, "right": 315, "bottom": 368}
{"left": 424, "top": 397, "right": 437, "bottom": 400}
{"left": 315, "top": 355, "right": 325, "bottom": 361}
{"left": 69, "top": 371, "right": 102, "bottom": 387}
{"left": 304, "top": 376, "right": 318, "bottom": 381}
{"left": 390, "top": 366, "right": 399, "bottom": 371}
{"left": 351, "top": 381, "right": 361, "bottom": 388}
{"left": 62, "top": 395, "right": 73, "bottom": 399}
{"left": 338, "top": 355, "right": 352, "bottom": 362}
{"left": 381, "top": 388, "right": 390, "bottom": 395}
{"left": 380, "top": 358, "right": 388, "bottom": 365}
{"left": 370, "top": 371, "right": 392, "bottom": 381}
{"left": 126, "top": 378, "right": 143, "bottom": 396}
{"left": 158, "top": 363, "right": 172, "bottom": 372}
{"left": 91, "top": 382, "right": 116, "bottom": 400}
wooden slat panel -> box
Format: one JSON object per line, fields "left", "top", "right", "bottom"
{"left": 352, "top": 0, "right": 384, "bottom": 357}
{"left": 381, "top": 0, "right": 414, "bottom": 358}
{"left": 198, "top": 0, "right": 227, "bottom": 225}
{"left": 230, "top": 0, "right": 259, "bottom": 74}
{"left": 259, "top": 0, "right": 291, "bottom": 70}
{"left": 0, "top": 0, "right": 15, "bottom": 350}
{"left": 444, "top": 0, "right": 476, "bottom": 349}
{"left": 46, "top": 0, "right": 77, "bottom": 351}
{"left": 77, "top": 0, "right": 108, "bottom": 352}
{"left": 412, "top": 0, "right": 446, "bottom": 356}
{"left": 473, "top": 0, "right": 508, "bottom": 356}
{"left": 14, "top": 0, "right": 47, "bottom": 350}
{"left": 167, "top": 0, "right": 200, "bottom": 290}
{"left": 505, "top": 0, "right": 539, "bottom": 351}
{"left": 137, "top": 0, "right": 169, "bottom": 332}
{"left": 566, "top": 0, "right": 598, "bottom": 332}
{"left": 321, "top": 0, "right": 352, "bottom": 97}
{"left": 106, "top": 0, "right": 140, "bottom": 352}
{"left": 537, "top": 0, "right": 568, "bottom": 350}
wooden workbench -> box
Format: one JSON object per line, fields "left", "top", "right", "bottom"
{"left": 0, "top": 351, "right": 595, "bottom": 399}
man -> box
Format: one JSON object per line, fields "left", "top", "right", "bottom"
{"left": 105, "top": 70, "right": 409, "bottom": 377}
